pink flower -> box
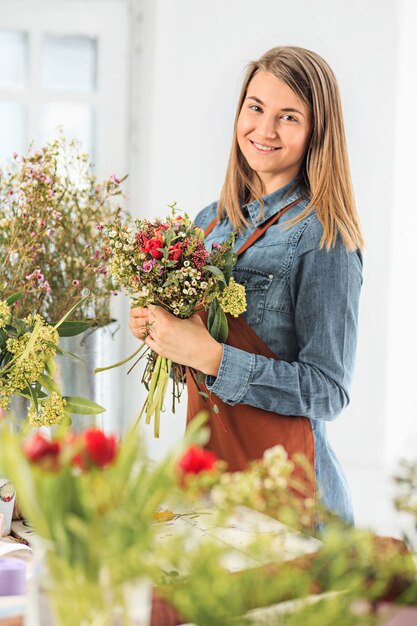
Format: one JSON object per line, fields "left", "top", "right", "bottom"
{"left": 143, "top": 259, "right": 156, "bottom": 272}
{"left": 72, "top": 280, "right": 80, "bottom": 286}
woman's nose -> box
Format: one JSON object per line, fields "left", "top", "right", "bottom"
{"left": 257, "top": 114, "right": 278, "bottom": 138}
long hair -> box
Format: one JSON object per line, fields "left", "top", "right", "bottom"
{"left": 218, "top": 46, "right": 364, "bottom": 251}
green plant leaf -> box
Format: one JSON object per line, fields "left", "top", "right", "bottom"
{"left": 57, "top": 321, "right": 92, "bottom": 337}
{"left": 207, "top": 299, "right": 228, "bottom": 343}
{"left": 203, "top": 265, "right": 226, "bottom": 281}
{"left": 5, "top": 290, "right": 24, "bottom": 307}
{"left": 55, "top": 345, "right": 83, "bottom": 361}
{"left": 45, "top": 356, "right": 57, "bottom": 378}
{"left": 38, "top": 373, "right": 61, "bottom": 394}
{"left": 52, "top": 296, "right": 89, "bottom": 331}
{"left": 63, "top": 396, "right": 106, "bottom": 415}
{"left": 223, "top": 250, "right": 237, "bottom": 284}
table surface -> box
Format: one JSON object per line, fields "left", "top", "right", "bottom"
{"left": 0, "top": 509, "right": 416, "bottom": 626}
{"left": 0, "top": 506, "right": 321, "bottom": 624}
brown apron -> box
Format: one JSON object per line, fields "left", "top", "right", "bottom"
{"left": 187, "top": 198, "right": 315, "bottom": 501}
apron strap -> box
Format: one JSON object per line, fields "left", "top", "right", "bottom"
{"left": 203, "top": 196, "right": 305, "bottom": 254}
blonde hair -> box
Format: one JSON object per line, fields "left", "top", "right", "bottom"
{"left": 218, "top": 46, "right": 364, "bottom": 251}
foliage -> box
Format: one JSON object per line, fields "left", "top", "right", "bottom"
{"left": 394, "top": 459, "right": 417, "bottom": 551}
{"left": 0, "top": 293, "right": 104, "bottom": 429}
{"left": 158, "top": 520, "right": 417, "bottom": 626}
{"left": 0, "top": 417, "right": 207, "bottom": 626}
{"left": 0, "top": 135, "right": 126, "bottom": 326}
{"left": 155, "top": 446, "right": 417, "bottom": 626}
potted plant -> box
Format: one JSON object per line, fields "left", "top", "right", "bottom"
{"left": 0, "top": 136, "right": 127, "bottom": 429}
{"left": 0, "top": 292, "right": 105, "bottom": 532}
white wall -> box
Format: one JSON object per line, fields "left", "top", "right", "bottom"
{"left": 125, "top": 0, "right": 416, "bottom": 534}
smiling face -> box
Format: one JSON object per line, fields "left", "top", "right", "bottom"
{"left": 237, "top": 71, "right": 312, "bottom": 195}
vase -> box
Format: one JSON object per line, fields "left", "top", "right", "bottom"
{"left": 26, "top": 540, "right": 152, "bottom": 626}
{"left": 0, "top": 477, "right": 16, "bottom": 535}
{"left": 56, "top": 321, "right": 122, "bottom": 433}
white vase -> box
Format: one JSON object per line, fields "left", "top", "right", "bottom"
{"left": 26, "top": 539, "right": 152, "bottom": 626}
{"left": 0, "top": 477, "right": 16, "bottom": 535}
{"left": 56, "top": 321, "right": 122, "bottom": 433}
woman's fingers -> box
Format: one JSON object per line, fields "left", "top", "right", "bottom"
{"left": 129, "top": 307, "right": 152, "bottom": 339}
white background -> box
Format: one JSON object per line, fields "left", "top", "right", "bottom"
{"left": 1, "top": 0, "right": 416, "bottom": 536}
{"left": 126, "top": 0, "right": 417, "bottom": 536}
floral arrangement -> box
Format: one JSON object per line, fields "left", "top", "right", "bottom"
{"left": 209, "top": 445, "right": 316, "bottom": 529}
{"left": 2, "top": 413, "right": 417, "bottom": 626}
{"left": 0, "top": 292, "right": 104, "bottom": 430}
{"left": 0, "top": 420, "right": 198, "bottom": 626}
{"left": 0, "top": 135, "right": 126, "bottom": 326}
{"left": 98, "top": 204, "right": 246, "bottom": 437}
{"left": 157, "top": 445, "right": 417, "bottom": 626}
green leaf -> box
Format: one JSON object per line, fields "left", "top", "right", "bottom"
{"left": 207, "top": 299, "right": 228, "bottom": 343}
{"left": 5, "top": 291, "right": 24, "bottom": 307}
{"left": 45, "top": 356, "right": 57, "bottom": 378}
{"left": 57, "top": 321, "right": 92, "bottom": 337}
{"left": 52, "top": 295, "right": 89, "bottom": 331}
{"left": 2, "top": 318, "right": 43, "bottom": 373}
{"left": 223, "top": 250, "right": 237, "bottom": 284}
{"left": 55, "top": 345, "right": 83, "bottom": 361}
{"left": 203, "top": 265, "right": 226, "bottom": 280}
{"left": 63, "top": 396, "right": 106, "bottom": 415}
{"left": 38, "top": 373, "right": 61, "bottom": 394}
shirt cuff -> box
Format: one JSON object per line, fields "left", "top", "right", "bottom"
{"left": 205, "top": 344, "right": 255, "bottom": 405}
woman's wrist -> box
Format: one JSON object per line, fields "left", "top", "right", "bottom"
{"left": 196, "top": 339, "right": 223, "bottom": 377}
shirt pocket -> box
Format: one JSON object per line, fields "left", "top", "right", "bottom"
{"left": 232, "top": 266, "right": 273, "bottom": 326}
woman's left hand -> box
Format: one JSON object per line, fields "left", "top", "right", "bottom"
{"left": 131, "top": 305, "right": 223, "bottom": 376}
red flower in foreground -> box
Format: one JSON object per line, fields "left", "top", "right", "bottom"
{"left": 23, "top": 433, "right": 61, "bottom": 471}
{"left": 72, "top": 428, "right": 117, "bottom": 470}
{"left": 141, "top": 237, "right": 164, "bottom": 259}
{"left": 178, "top": 446, "right": 218, "bottom": 475}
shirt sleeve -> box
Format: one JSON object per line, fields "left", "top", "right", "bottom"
{"left": 205, "top": 223, "right": 363, "bottom": 421}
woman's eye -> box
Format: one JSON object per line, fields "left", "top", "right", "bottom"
{"left": 282, "top": 114, "right": 297, "bottom": 122}
{"left": 249, "top": 105, "right": 262, "bottom": 113}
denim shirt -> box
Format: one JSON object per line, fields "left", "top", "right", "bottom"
{"left": 194, "top": 178, "right": 363, "bottom": 524}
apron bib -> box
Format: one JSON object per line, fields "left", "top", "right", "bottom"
{"left": 187, "top": 198, "right": 315, "bottom": 503}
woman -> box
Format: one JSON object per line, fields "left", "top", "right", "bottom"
{"left": 129, "top": 46, "right": 364, "bottom": 525}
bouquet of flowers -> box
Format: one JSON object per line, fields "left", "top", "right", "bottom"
{"left": 0, "top": 292, "right": 104, "bottom": 431}
{"left": 0, "top": 135, "right": 125, "bottom": 325}
{"left": 97, "top": 204, "right": 246, "bottom": 437}
{"left": 0, "top": 414, "right": 207, "bottom": 626}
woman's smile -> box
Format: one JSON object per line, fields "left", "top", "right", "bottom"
{"left": 249, "top": 140, "right": 281, "bottom": 152}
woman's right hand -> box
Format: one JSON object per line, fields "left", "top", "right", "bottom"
{"left": 128, "top": 306, "right": 152, "bottom": 340}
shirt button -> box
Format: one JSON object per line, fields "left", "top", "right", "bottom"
{"left": 268, "top": 274, "right": 273, "bottom": 280}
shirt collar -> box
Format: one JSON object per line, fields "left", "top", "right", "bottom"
{"left": 243, "top": 176, "right": 307, "bottom": 226}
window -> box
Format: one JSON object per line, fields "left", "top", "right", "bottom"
{"left": 0, "top": 0, "right": 129, "bottom": 176}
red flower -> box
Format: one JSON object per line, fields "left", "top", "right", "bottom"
{"left": 23, "top": 433, "right": 61, "bottom": 471}
{"left": 141, "top": 237, "right": 164, "bottom": 259}
{"left": 72, "top": 429, "right": 117, "bottom": 470}
{"left": 168, "top": 242, "right": 182, "bottom": 261}
{"left": 178, "top": 446, "right": 218, "bottom": 475}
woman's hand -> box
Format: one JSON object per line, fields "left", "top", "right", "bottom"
{"left": 129, "top": 306, "right": 223, "bottom": 376}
